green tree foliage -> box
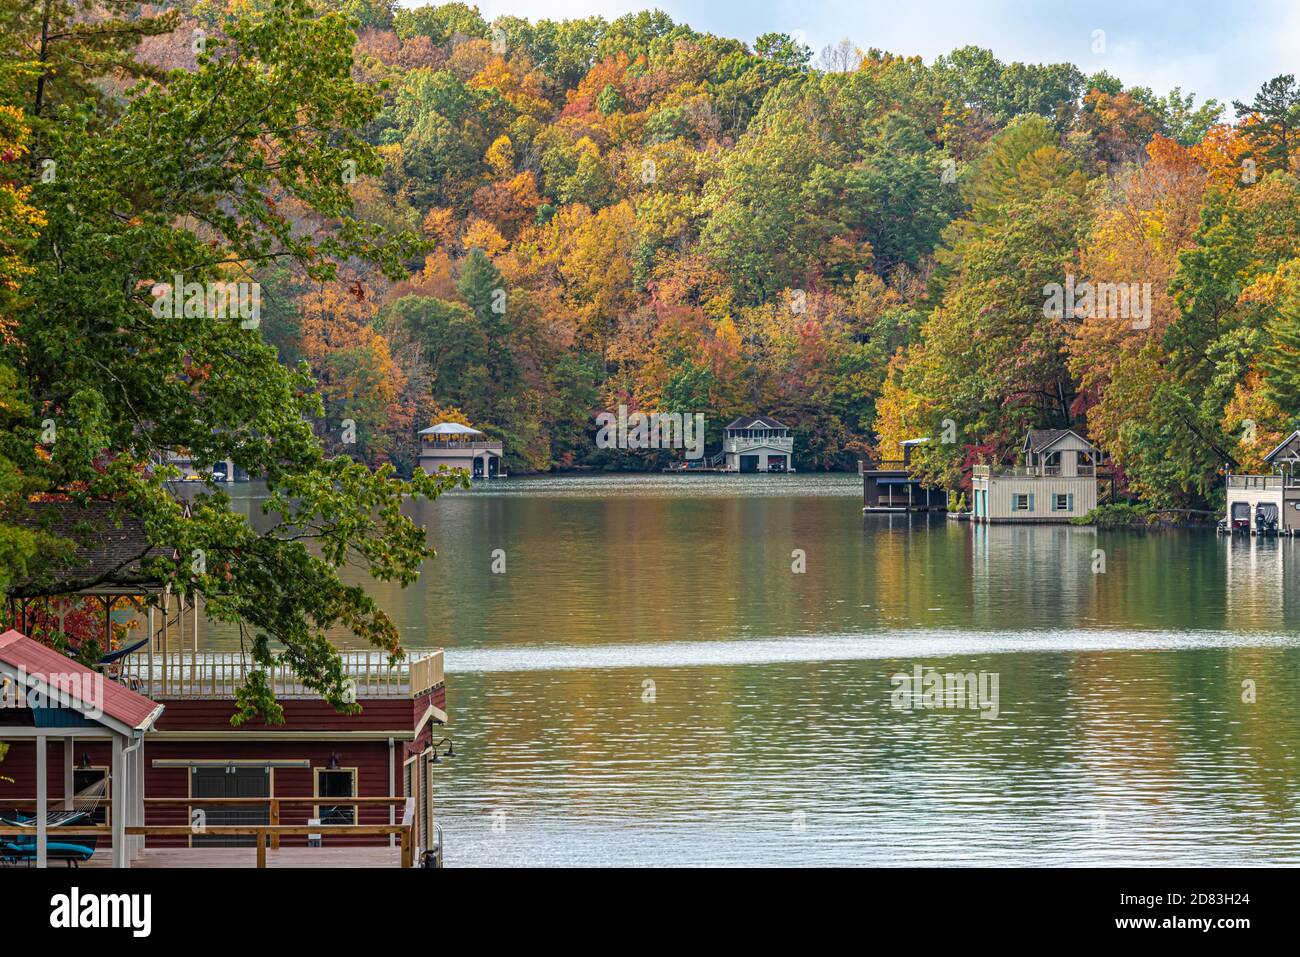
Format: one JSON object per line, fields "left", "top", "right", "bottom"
{"left": 934, "top": 47, "right": 1084, "bottom": 127}
{"left": 700, "top": 103, "right": 848, "bottom": 302}
{"left": 754, "top": 32, "right": 812, "bottom": 71}
{"left": 1234, "top": 74, "right": 1300, "bottom": 172}
{"left": 1263, "top": 296, "right": 1300, "bottom": 412}
{"left": 7, "top": 0, "right": 1297, "bottom": 599}
{"left": 0, "top": 0, "right": 178, "bottom": 118}
{"left": 393, "top": 1, "right": 486, "bottom": 44}
{"left": 1, "top": 0, "right": 462, "bottom": 722}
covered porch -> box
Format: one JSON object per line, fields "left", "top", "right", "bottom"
{"left": 0, "top": 629, "right": 162, "bottom": 868}
{"left": 417, "top": 422, "right": 506, "bottom": 479}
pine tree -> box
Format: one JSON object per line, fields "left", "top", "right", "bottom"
{"left": 1233, "top": 74, "right": 1300, "bottom": 172}
{"left": 0, "top": 0, "right": 178, "bottom": 120}
{"left": 457, "top": 248, "right": 516, "bottom": 406}
{"left": 1263, "top": 298, "right": 1300, "bottom": 416}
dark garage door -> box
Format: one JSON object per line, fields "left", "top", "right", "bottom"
{"left": 191, "top": 766, "right": 270, "bottom": 847}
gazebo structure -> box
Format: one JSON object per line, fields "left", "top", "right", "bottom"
{"left": 7, "top": 500, "right": 165, "bottom": 646}
{"left": 2, "top": 500, "right": 202, "bottom": 677}
{"left": 417, "top": 422, "right": 505, "bottom": 479}
{"left": 0, "top": 629, "right": 163, "bottom": 867}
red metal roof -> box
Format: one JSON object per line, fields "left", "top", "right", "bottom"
{"left": 0, "top": 630, "right": 162, "bottom": 732}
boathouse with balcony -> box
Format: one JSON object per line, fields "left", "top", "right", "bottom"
{"left": 1224, "top": 429, "right": 1300, "bottom": 534}
{"left": 970, "top": 429, "right": 1101, "bottom": 523}
{"left": 720, "top": 416, "right": 794, "bottom": 473}
{"left": 417, "top": 422, "right": 505, "bottom": 479}
{"left": 1, "top": 500, "right": 448, "bottom": 867}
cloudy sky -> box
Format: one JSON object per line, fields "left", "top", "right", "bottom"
{"left": 438, "top": 0, "right": 1300, "bottom": 108}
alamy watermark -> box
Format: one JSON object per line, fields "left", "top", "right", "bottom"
{"left": 150, "top": 274, "right": 261, "bottom": 329}
{"left": 1043, "top": 275, "right": 1151, "bottom": 329}
{"left": 1, "top": 665, "right": 104, "bottom": 720}
{"left": 50, "top": 887, "right": 151, "bottom": 938}
{"left": 890, "top": 664, "right": 1000, "bottom": 719}
{"left": 595, "top": 405, "right": 705, "bottom": 459}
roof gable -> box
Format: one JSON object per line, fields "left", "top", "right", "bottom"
{"left": 731, "top": 443, "right": 791, "bottom": 454}
{"left": 0, "top": 630, "right": 162, "bottom": 736}
{"left": 1022, "top": 429, "right": 1098, "bottom": 455}
{"left": 724, "top": 415, "right": 788, "bottom": 431}
{"left": 1264, "top": 429, "right": 1300, "bottom": 463}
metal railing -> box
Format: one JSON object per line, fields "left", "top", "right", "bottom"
{"left": 119, "top": 648, "right": 444, "bottom": 700}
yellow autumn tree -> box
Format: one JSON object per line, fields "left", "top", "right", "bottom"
{"left": 557, "top": 200, "right": 639, "bottom": 346}
{"left": 1068, "top": 135, "right": 1208, "bottom": 463}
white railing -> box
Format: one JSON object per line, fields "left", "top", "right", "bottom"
{"left": 420, "top": 440, "right": 503, "bottom": 451}
{"left": 722, "top": 436, "right": 794, "bottom": 453}
{"left": 118, "top": 648, "right": 444, "bottom": 700}
{"left": 974, "top": 464, "right": 1096, "bottom": 478}
{"left": 1227, "top": 474, "right": 1285, "bottom": 490}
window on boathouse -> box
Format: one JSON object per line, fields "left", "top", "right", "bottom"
{"left": 316, "top": 768, "right": 357, "bottom": 825}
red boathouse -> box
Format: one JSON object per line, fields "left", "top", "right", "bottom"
{"left": 1, "top": 501, "right": 449, "bottom": 868}
{"left": 1, "top": 630, "right": 448, "bottom": 867}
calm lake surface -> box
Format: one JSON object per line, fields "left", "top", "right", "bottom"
{"left": 211, "top": 473, "right": 1300, "bottom": 866}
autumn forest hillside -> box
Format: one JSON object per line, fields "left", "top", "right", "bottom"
{"left": 26, "top": 1, "right": 1300, "bottom": 511}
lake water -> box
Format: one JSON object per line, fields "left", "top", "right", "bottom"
{"left": 215, "top": 474, "right": 1300, "bottom": 866}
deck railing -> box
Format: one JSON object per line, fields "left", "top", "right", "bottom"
{"left": 420, "top": 440, "right": 503, "bottom": 451}
{"left": 1227, "top": 474, "right": 1287, "bottom": 490}
{"left": 142, "top": 795, "right": 426, "bottom": 854}
{"left": 972, "top": 464, "right": 1097, "bottom": 478}
{"left": 118, "top": 648, "right": 444, "bottom": 700}
{"left": 722, "top": 436, "right": 795, "bottom": 453}
{"left": 126, "top": 824, "right": 418, "bottom": 867}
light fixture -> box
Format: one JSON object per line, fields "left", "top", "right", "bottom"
{"left": 327, "top": 752, "right": 341, "bottom": 771}
{"left": 430, "top": 737, "right": 454, "bottom": 763}
{"left": 80, "top": 753, "right": 92, "bottom": 770}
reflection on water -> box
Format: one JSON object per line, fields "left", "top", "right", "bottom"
{"left": 207, "top": 475, "right": 1300, "bottom": 866}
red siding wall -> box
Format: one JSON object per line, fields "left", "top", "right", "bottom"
{"left": 0, "top": 738, "right": 105, "bottom": 806}
{"left": 143, "top": 739, "right": 401, "bottom": 847}
{"left": 0, "top": 690, "right": 437, "bottom": 849}
{"left": 0, "top": 738, "right": 402, "bottom": 848}
{"left": 155, "top": 697, "right": 417, "bottom": 732}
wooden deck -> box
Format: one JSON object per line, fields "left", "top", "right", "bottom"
{"left": 118, "top": 649, "right": 444, "bottom": 700}
{"left": 79, "top": 845, "right": 403, "bottom": 868}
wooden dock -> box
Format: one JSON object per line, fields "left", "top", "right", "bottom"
{"left": 78, "top": 845, "right": 403, "bottom": 868}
